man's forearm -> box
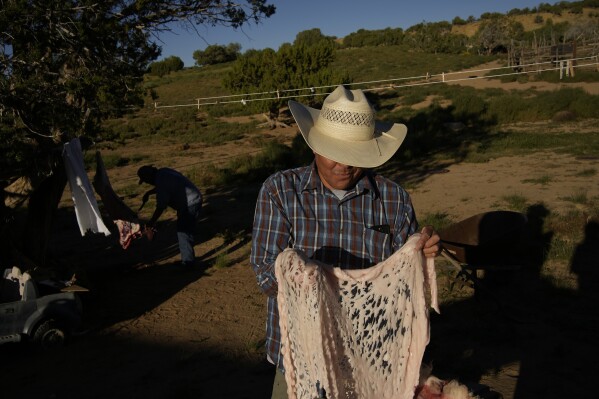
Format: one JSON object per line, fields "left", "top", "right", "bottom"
{"left": 148, "top": 206, "right": 165, "bottom": 226}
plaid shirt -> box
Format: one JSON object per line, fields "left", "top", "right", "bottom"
{"left": 249, "top": 162, "right": 418, "bottom": 370}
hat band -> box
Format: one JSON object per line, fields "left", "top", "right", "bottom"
{"left": 320, "top": 106, "right": 375, "bottom": 127}
{"left": 316, "top": 105, "right": 375, "bottom": 142}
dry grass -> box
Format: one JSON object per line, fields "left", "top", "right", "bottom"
{"left": 451, "top": 7, "right": 598, "bottom": 37}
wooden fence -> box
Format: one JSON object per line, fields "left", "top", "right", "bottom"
{"left": 508, "top": 41, "right": 599, "bottom": 74}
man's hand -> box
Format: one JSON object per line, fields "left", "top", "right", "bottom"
{"left": 416, "top": 225, "right": 441, "bottom": 258}
{"left": 144, "top": 224, "right": 156, "bottom": 241}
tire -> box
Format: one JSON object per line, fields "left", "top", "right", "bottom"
{"left": 32, "top": 319, "right": 66, "bottom": 349}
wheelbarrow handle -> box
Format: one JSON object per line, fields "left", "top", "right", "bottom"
{"left": 440, "top": 248, "right": 463, "bottom": 272}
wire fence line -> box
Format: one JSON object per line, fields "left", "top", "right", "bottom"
{"left": 152, "top": 55, "right": 599, "bottom": 110}
{"left": 110, "top": 54, "right": 599, "bottom": 185}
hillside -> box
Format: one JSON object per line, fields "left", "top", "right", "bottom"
{"left": 452, "top": 7, "right": 599, "bottom": 37}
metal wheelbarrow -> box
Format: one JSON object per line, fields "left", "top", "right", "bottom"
{"left": 439, "top": 210, "right": 528, "bottom": 296}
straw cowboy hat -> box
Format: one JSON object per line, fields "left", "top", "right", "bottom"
{"left": 288, "top": 85, "right": 407, "bottom": 168}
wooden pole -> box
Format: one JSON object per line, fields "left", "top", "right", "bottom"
{"left": 571, "top": 41, "right": 577, "bottom": 77}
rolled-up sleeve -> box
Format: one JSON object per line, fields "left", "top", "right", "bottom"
{"left": 250, "top": 178, "right": 292, "bottom": 297}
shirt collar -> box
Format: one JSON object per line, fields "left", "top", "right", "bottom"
{"left": 300, "top": 161, "right": 379, "bottom": 199}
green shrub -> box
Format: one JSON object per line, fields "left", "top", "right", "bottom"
{"left": 200, "top": 141, "right": 301, "bottom": 186}
{"left": 188, "top": 121, "right": 250, "bottom": 145}
{"left": 149, "top": 56, "right": 185, "bottom": 77}
{"left": 450, "top": 91, "right": 486, "bottom": 122}
{"left": 488, "top": 94, "right": 534, "bottom": 123}
{"left": 574, "top": 168, "right": 597, "bottom": 177}
{"left": 502, "top": 194, "right": 529, "bottom": 212}
{"left": 533, "top": 69, "right": 599, "bottom": 84}
{"left": 485, "top": 88, "right": 599, "bottom": 124}
{"left": 419, "top": 212, "right": 455, "bottom": 231}
{"left": 213, "top": 251, "right": 230, "bottom": 269}
{"left": 400, "top": 89, "right": 428, "bottom": 106}
{"left": 552, "top": 110, "right": 577, "bottom": 122}
{"left": 560, "top": 191, "right": 588, "bottom": 205}
{"left": 84, "top": 153, "right": 132, "bottom": 169}
{"left": 522, "top": 175, "right": 552, "bottom": 185}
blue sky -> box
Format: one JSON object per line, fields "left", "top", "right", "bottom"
{"left": 157, "top": 0, "right": 553, "bottom": 67}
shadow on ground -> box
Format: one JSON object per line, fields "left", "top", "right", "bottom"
{"left": 0, "top": 333, "right": 274, "bottom": 399}
{"left": 0, "top": 181, "right": 271, "bottom": 399}
{"left": 426, "top": 206, "right": 599, "bottom": 399}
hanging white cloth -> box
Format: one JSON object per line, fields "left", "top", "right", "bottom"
{"left": 62, "top": 138, "right": 110, "bottom": 236}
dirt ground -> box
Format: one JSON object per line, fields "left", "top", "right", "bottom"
{"left": 2, "top": 75, "right": 599, "bottom": 399}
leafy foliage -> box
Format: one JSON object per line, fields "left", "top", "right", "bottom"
{"left": 293, "top": 28, "right": 337, "bottom": 47}
{"left": 474, "top": 17, "right": 525, "bottom": 54}
{"left": 341, "top": 23, "right": 470, "bottom": 54}
{"left": 405, "top": 21, "right": 469, "bottom": 54}
{"left": 223, "top": 31, "right": 350, "bottom": 116}
{"left": 339, "top": 1, "right": 599, "bottom": 54}
{"left": 193, "top": 43, "right": 242, "bottom": 66}
{"left": 149, "top": 56, "right": 185, "bottom": 77}
{"left": 520, "top": 19, "right": 572, "bottom": 43}
{"left": 0, "top": 0, "right": 275, "bottom": 266}
{"left": 486, "top": 88, "right": 599, "bottom": 123}
{"left": 342, "top": 28, "right": 404, "bottom": 48}
{"left": 0, "top": 0, "right": 275, "bottom": 183}
{"left": 452, "top": 16, "right": 467, "bottom": 26}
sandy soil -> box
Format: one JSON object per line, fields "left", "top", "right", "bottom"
{"left": 2, "top": 74, "right": 599, "bottom": 399}
{"left": 410, "top": 150, "right": 599, "bottom": 222}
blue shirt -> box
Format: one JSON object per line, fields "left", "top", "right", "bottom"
{"left": 155, "top": 168, "right": 202, "bottom": 211}
{"left": 250, "top": 162, "right": 418, "bottom": 370}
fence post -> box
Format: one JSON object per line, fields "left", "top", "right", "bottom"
{"left": 572, "top": 40, "right": 577, "bottom": 77}
{"left": 567, "top": 59, "right": 574, "bottom": 77}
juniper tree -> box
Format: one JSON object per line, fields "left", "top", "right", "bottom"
{"left": 0, "top": 0, "right": 275, "bottom": 266}
{"left": 223, "top": 29, "right": 350, "bottom": 122}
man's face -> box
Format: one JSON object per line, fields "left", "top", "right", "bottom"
{"left": 314, "top": 153, "right": 364, "bottom": 190}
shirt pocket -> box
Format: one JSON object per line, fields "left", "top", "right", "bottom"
{"left": 362, "top": 227, "right": 392, "bottom": 264}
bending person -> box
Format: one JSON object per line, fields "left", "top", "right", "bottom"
{"left": 137, "top": 165, "right": 203, "bottom": 268}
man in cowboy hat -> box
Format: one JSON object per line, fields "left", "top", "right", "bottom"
{"left": 137, "top": 165, "right": 203, "bottom": 268}
{"left": 249, "top": 85, "right": 441, "bottom": 398}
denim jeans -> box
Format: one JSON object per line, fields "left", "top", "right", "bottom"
{"left": 176, "top": 201, "right": 202, "bottom": 264}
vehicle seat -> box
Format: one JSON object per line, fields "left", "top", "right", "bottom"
{"left": 0, "top": 267, "right": 37, "bottom": 302}
{"left": 1, "top": 268, "right": 22, "bottom": 303}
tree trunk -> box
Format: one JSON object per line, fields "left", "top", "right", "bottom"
{"left": 20, "top": 161, "right": 67, "bottom": 268}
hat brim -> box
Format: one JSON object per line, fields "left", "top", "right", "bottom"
{"left": 289, "top": 100, "right": 407, "bottom": 168}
